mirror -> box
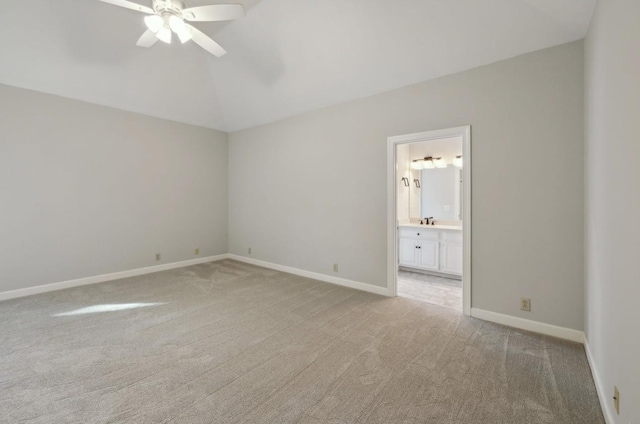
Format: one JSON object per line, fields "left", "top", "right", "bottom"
{"left": 409, "top": 166, "right": 462, "bottom": 221}
{"left": 406, "top": 137, "right": 462, "bottom": 223}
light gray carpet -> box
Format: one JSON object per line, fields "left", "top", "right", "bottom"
{"left": 0, "top": 260, "right": 604, "bottom": 423}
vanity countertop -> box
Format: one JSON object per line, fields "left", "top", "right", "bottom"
{"left": 399, "top": 223, "right": 462, "bottom": 231}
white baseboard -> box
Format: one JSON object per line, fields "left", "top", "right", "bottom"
{"left": 584, "top": 338, "right": 614, "bottom": 424}
{"left": 470, "top": 308, "right": 585, "bottom": 343}
{"left": 0, "top": 255, "right": 228, "bottom": 302}
{"left": 227, "top": 254, "right": 389, "bottom": 297}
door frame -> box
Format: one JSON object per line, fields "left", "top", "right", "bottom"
{"left": 386, "top": 126, "right": 472, "bottom": 315}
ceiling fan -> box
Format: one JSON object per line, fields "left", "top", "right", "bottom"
{"left": 99, "top": 0, "right": 244, "bottom": 57}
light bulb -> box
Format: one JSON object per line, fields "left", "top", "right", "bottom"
{"left": 453, "top": 156, "right": 463, "bottom": 168}
{"left": 411, "top": 160, "right": 423, "bottom": 170}
{"left": 144, "top": 15, "right": 163, "bottom": 33}
{"left": 422, "top": 158, "right": 435, "bottom": 169}
{"left": 434, "top": 157, "right": 447, "bottom": 168}
{"left": 169, "top": 15, "right": 185, "bottom": 33}
{"left": 156, "top": 26, "right": 172, "bottom": 44}
{"left": 169, "top": 15, "right": 192, "bottom": 43}
{"left": 176, "top": 27, "right": 193, "bottom": 43}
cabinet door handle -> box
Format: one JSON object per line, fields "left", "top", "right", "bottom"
{"left": 417, "top": 233, "right": 420, "bottom": 236}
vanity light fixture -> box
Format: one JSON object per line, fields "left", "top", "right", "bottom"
{"left": 413, "top": 155, "right": 461, "bottom": 169}
{"left": 433, "top": 157, "right": 447, "bottom": 168}
{"left": 412, "top": 157, "right": 434, "bottom": 169}
{"left": 422, "top": 157, "right": 435, "bottom": 169}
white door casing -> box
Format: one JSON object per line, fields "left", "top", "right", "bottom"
{"left": 387, "top": 126, "right": 472, "bottom": 316}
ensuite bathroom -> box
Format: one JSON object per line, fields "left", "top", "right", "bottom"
{"left": 396, "top": 136, "right": 463, "bottom": 311}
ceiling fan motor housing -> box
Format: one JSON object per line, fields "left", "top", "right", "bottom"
{"left": 152, "top": 0, "right": 187, "bottom": 15}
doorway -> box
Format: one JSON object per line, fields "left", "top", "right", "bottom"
{"left": 386, "top": 126, "right": 471, "bottom": 315}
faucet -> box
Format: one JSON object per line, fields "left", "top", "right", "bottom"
{"left": 423, "top": 217, "right": 434, "bottom": 225}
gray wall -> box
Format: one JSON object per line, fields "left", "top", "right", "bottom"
{"left": 0, "top": 84, "right": 228, "bottom": 293}
{"left": 229, "top": 41, "right": 585, "bottom": 330}
{"left": 585, "top": 0, "right": 640, "bottom": 421}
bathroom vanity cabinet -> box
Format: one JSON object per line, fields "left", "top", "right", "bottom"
{"left": 398, "top": 226, "right": 462, "bottom": 277}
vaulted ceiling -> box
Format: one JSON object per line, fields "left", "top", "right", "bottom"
{"left": 0, "top": 0, "right": 595, "bottom": 132}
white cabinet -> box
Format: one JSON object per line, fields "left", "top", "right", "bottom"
{"left": 417, "top": 239, "right": 439, "bottom": 270}
{"left": 398, "top": 227, "right": 462, "bottom": 277}
{"left": 438, "top": 230, "right": 463, "bottom": 275}
{"left": 398, "top": 238, "right": 419, "bottom": 267}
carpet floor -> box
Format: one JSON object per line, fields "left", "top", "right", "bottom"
{"left": 0, "top": 259, "right": 604, "bottom": 423}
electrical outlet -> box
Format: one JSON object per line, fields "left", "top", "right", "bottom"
{"left": 248, "top": 247, "right": 252, "bottom": 254}
{"left": 613, "top": 386, "right": 619, "bottom": 414}
{"left": 333, "top": 263, "right": 339, "bottom": 272}
{"left": 195, "top": 248, "right": 199, "bottom": 255}
{"left": 520, "top": 297, "right": 531, "bottom": 312}
{"left": 155, "top": 253, "right": 161, "bottom": 261}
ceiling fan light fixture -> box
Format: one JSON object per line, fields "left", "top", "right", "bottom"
{"left": 176, "top": 28, "right": 193, "bottom": 43}
{"left": 169, "top": 15, "right": 185, "bottom": 32}
{"left": 169, "top": 15, "right": 192, "bottom": 43}
{"left": 144, "top": 15, "right": 163, "bottom": 33}
{"left": 156, "top": 25, "right": 172, "bottom": 44}
{"left": 101, "top": 0, "right": 245, "bottom": 57}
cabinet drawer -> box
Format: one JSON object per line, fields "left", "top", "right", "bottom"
{"left": 441, "top": 230, "right": 462, "bottom": 243}
{"left": 399, "top": 228, "right": 439, "bottom": 240}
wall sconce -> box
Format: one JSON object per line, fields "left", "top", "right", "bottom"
{"left": 453, "top": 155, "right": 463, "bottom": 168}
{"left": 411, "top": 160, "right": 423, "bottom": 170}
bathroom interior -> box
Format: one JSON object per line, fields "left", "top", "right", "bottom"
{"left": 397, "top": 136, "right": 463, "bottom": 311}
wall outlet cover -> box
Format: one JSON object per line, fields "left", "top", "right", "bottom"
{"left": 520, "top": 297, "right": 531, "bottom": 312}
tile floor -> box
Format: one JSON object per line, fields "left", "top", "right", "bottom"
{"left": 397, "top": 270, "right": 462, "bottom": 312}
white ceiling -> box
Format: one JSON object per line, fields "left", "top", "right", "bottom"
{"left": 0, "top": 0, "right": 595, "bottom": 132}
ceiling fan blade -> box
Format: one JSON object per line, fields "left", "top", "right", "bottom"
{"left": 187, "top": 25, "right": 227, "bottom": 57}
{"left": 99, "top": 0, "right": 153, "bottom": 14}
{"left": 136, "top": 29, "right": 159, "bottom": 47}
{"left": 182, "top": 4, "right": 244, "bottom": 22}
